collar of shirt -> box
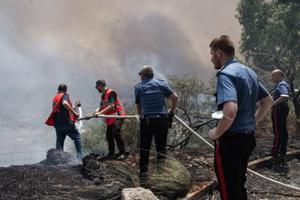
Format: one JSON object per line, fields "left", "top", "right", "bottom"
{"left": 142, "top": 77, "right": 153, "bottom": 83}
{"left": 216, "top": 58, "right": 237, "bottom": 76}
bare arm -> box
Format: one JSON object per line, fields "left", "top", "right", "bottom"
{"left": 208, "top": 101, "right": 237, "bottom": 140}
{"left": 272, "top": 96, "right": 289, "bottom": 107}
{"left": 255, "top": 94, "right": 273, "bottom": 125}
{"left": 169, "top": 92, "right": 179, "bottom": 113}
{"left": 95, "top": 103, "right": 115, "bottom": 115}
{"left": 62, "top": 100, "right": 79, "bottom": 117}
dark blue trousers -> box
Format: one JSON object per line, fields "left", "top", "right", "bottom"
{"left": 55, "top": 125, "right": 83, "bottom": 159}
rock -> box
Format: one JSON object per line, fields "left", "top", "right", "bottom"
{"left": 122, "top": 187, "right": 159, "bottom": 200}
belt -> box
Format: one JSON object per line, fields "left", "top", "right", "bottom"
{"left": 140, "top": 114, "right": 168, "bottom": 120}
{"left": 224, "top": 130, "right": 255, "bottom": 136}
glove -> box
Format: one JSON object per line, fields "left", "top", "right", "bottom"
{"left": 168, "top": 111, "right": 174, "bottom": 128}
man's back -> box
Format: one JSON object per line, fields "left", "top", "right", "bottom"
{"left": 135, "top": 78, "right": 173, "bottom": 116}
{"left": 54, "top": 94, "right": 72, "bottom": 128}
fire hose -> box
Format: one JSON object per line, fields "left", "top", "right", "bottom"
{"left": 174, "top": 115, "right": 300, "bottom": 192}
{"left": 77, "top": 112, "right": 300, "bottom": 192}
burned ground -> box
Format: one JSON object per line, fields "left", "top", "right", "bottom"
{"left": 1, "top": 128, "right": 300, "bottom": 199}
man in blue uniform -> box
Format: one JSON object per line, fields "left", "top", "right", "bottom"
{"left": 271, "top": 69, "right": 290, "bottom": 160}
{"left": 135, "top": 65, "right": 179, "bottom": 179}
{"left": 208, "top": 35, "right": 273, "bottom": 200}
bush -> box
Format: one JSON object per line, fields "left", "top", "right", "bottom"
{"left": 81, "top": 119, "right": 107, "bottom": 154}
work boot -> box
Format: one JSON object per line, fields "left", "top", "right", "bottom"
{"left": 139, "top": 172, "right": 148, "bottom": 186}
{"left": 115, "top": 152, "right": 130, "bottom": 160}
{"left": 99, "top": 153, "right": 115, "bottom": 161}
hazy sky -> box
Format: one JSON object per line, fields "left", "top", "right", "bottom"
{"left": 0, "top": 0, "right": 241, "bottom": 154}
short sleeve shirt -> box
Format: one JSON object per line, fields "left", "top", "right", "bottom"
{"left": 216, "top": 60, "right": 269, "bottom": 132}
{"left": 135, "top": 78, "right": 173, "bottom": 116}
{"left": 272, "top": 81, "right": 289, "bottom": 101}
{"left": 54, "top": 94, "right": 72, "bottom": 128}
{"left": 101, "top": 91, "right": 116, "bottom": 104}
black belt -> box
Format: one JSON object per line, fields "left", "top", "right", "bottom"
{"left": 140, "top": 114, "right": 168, "bottom": 120}
{"left": 224, "top": 130, "right": 255, "bottom": 136}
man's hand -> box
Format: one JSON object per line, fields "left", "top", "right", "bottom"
{"left": 93, "top": 112, "right": 100, "bottom": 117}
{"left": 74, "top": 112, "right": 80, "bottom": 119}
{"left": 208, "top": 128, "right": 220, "bottom": 140}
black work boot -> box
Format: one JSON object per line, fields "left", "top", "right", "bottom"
{"left": 101, "top": 152, "right": 115, "bottom": 160}
{"left": 115, "top": 151, "right": 130, "bottom": 160}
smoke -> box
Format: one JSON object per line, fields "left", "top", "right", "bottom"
{"left": 0, "top": 0, "right": 241, "bottom": 153}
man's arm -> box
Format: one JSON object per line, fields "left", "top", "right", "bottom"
{"left": 168, "top": 92, "right": 179, "bottom": 113}
{"left": 255, "top": 94, "right": 273, "bottom": 125}
{"left": 95, "top": 92, "right": 116, "bottom": 115}
{"left": 272, "top": 96, "right": 289, "bottom": 107}
{"left": 208, "top": 101, "right": 237, "bottom": 140}
{"left": 95, "top": 104, "right": 115, "bottom": 115}
{"left": 62, "top": 100, "right": 79, "bottom": 118}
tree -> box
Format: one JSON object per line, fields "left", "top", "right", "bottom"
{"left": 237, "top": 0, "right": 300, "bottom": 134}
{"left": 167, "top": 75, "right": 215, "bottom": 148}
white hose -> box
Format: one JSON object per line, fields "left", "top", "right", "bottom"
{"left": 75, "top": 106, "right": 83, "bottom": 130}
{"left": 174, "top": 114, "right": 300, "bottom": 192}
{"left": 174, "top": 115, "right": 214, "bottom": 149}
{"left": 95, "top": 114, "right": 139, "bottom": 119}
{"left": 80, "top": 113, "right": 300, "bottom": 191}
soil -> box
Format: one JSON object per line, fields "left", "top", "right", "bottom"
{"left": 1, "top": 129, "right": 300, "bottom": 199}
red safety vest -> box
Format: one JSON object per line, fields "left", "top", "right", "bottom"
{"left": 100, "top": 88, "right": 125, "bottom": 125}
{"left": 45, "top": 92, "right": 76, "bottom": 126}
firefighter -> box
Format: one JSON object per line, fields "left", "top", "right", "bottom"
{"left": 93, "top": 79, "right": 128, "bottom": 159}
{"left": 45, "top": 83, "right": 83, "bottom": 159}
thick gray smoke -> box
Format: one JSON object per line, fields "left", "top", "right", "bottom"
{"left": 0, "top": 0, "right": 241, "bottom": 154}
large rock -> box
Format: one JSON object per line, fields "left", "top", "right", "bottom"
{"left": 122, "top": 187, "right": 159, "bottom": 200}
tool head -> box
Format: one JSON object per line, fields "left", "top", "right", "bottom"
{"left": 75, "top": 101, "right": 81, "bottom": 107}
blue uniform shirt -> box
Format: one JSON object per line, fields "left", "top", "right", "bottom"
{"left": 216, "top": 59, "right": 269, "bottom": 133}
{"left": 272, "top": 80, "right": 289, "bottom": 101}
{"left": 135, "top": 78, "right": 173, "bottom": 116}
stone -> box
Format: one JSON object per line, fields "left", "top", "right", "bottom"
{"left": 122, "top": 187, "right": 159, "bottom": 200}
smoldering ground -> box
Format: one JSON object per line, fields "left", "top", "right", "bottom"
{"left": 0, "top": 0, "right": 240, "bottom": 155}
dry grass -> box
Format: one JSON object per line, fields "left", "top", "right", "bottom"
{"left": 144, "top": 157, "right": 192, "bottom": 199}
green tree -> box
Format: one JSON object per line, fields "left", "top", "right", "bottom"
{"left": 237, "top": 0, "right": 300, "bottom": 134}
{"left": 167, "top": 74, "right": 215, "bottom": 148}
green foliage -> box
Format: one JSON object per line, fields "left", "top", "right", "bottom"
{"left": 168, "top": 74, "right": 215, "bottom": 123}
{"left": 237, "top": 0, "right": 300, "bottom": 126}
{"left": 81, "top": 119, "right": 107, "bottom": 154}
{"left": 237, "top": 0, "right": 300, "bottom": 81}
{"left": 167, "top": 74, "right": 216, "bottom": 148}
{"left": 81, "top": 110, "right": 139, "bottom": 154}
{"left": 121, "top": 116, "right": 139, "bottom": 151}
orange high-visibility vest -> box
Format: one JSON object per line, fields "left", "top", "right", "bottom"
{"left": 100, "top": 88, "right": 125, "bottom": 125}
{"left": 45, "top": 93, "right": 76, "bottom": 126}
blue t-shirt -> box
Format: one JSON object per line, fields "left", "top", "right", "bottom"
{"left": 135, "top": 78, "right": 173, "bottom": 116}
{"left": 272, "top": 80, "right": 289, "bottom": 101}
{"left": 216, "top": 60, "right": 269, "bottom": 132}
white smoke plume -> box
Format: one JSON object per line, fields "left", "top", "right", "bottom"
{"left": 0, "top": 0, "right": 241, "bottom": 154}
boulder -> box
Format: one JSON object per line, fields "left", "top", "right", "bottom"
{"left": 122, "top": 187, "right": 159, "bottom": 200}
